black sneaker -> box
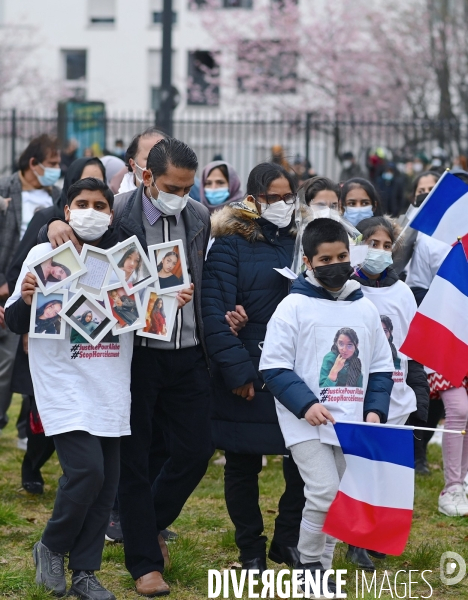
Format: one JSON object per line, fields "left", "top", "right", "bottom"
{"left": 33, "top": 540, "right": 66, "bottom": 596}
{"left": 69, "top": 571, "right": 116, "bottom": 600}
{"left": 105, "top": 510, "right": 123, "bottom": 543}
{"left": 415, "top": 458, "right": 431, "bottom": 475}
{"left": 23, "top": 481, "right": 44, "bottom": 495}
{"left": 160, "top": 528, "right": 178, "bottom": 541}
{"left": 297, "top": 562, "right": 336, "bottom": 599}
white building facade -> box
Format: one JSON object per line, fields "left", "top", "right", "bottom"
{"left": 0, "top": 0, "right": 266, "bottom": 114}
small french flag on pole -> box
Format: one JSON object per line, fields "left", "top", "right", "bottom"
{"left": 409, "top": 171, "right": 468, "bottom": 245}
{"left": 400, "top": 236, "right": 468, "bottom": 387}
{"left": 322, "top": 423, "right": 414, "bottom": 556}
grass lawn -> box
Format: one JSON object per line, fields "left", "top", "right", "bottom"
{"left": 1, "top": 394, "right": 468, "bottom": 599}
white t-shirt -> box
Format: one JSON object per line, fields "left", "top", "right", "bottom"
{"left": 259, "top": 293, "right": 394, "bottom": 448}
{"left": 6, "top": 243, "right": 133, "bottom": 437}
{"left": 405, "top": 233, "right": 450, "bottom": 290}
{"left": 360, "top": 281, "right": 417, "bottom": 423}
{"left": 21, "top": 189, "right": 54, "bottom": 239}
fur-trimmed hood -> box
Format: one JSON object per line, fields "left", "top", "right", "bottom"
{"left": 210, "top": 203, "right": 296, "bottom": 243}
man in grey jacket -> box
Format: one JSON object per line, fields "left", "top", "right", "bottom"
{"left": 46, "top": 138, "right": 213, "bottom": 597}
{"left": 0, "top": 134, "right": 60, "bottom": 433}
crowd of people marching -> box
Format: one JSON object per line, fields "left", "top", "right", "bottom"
{"left": 0, "top": 128, "right": 465, "bottom": 599}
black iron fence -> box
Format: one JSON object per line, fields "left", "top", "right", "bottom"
{"left": 1, "top": 109, "right": 466, "bottom": 184}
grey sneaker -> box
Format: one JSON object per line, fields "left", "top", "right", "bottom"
{"left": 33, "top": 540, "right": 66, "bottom": 596}
{"left": 69, "top": 571, "right": 116, "bottom": 600}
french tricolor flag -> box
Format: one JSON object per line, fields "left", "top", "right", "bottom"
{"left": 409, "top": 171, "right": 468, "bottom": 245}
{"left": 400, "top": 236, "right": 468, "bottom": 387}
{"left": 322, "top": 422, "right": 414, "bottom": 555}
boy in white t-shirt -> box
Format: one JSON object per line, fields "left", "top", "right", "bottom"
{"left": 5, "top": 178, "right": 129, "bottom": 600}
{"left": 259, "top": 218, "right": 394, "bottom": 596}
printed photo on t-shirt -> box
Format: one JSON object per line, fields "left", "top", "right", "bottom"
{"left": 29, "top": 290, "right": 68, "bottom": 340}
{"left": 319, "top": 327, "right": 363, "bottom": 388}
{"left": 316, "top": 326, "right": 365, "bottom": 405}
{"left": 380, "top": 314, "right": 404, "bottom": 384}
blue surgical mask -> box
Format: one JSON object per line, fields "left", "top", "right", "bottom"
{"left": 382, "top": 172, "right": 394, "bottom": 181}
{"left": 343, "top": 206, "right": 373, "bottom": 227}
{"left": 362, "top": 248, "right": 393, "bottom": 275}
{"left": 204, "top": 187, "right": 230, "bottom": 205}
{"left": 34, "top": 163, "right": 61, "bottom": 187}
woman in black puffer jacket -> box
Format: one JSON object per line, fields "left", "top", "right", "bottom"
{"left": 202, "top": 163, "right": 304, "bottom": 572}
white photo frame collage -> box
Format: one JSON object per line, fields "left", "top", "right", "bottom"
{"left": 26, "top": 236, "right": 188, "bottom": 346}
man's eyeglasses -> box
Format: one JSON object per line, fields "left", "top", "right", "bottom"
{"left": 257, "top": 193, "right": 297, "bottom": 205}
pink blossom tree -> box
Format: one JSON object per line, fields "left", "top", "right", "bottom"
{"left": 189, "top": 0, "right": 468, "bottom": 123}
{"left": 0, "top": 23, "right": 57, "bottom": 110}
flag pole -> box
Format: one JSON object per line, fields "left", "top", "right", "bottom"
{"left": 339, "top": 420, "right": 465, "bottom": 435}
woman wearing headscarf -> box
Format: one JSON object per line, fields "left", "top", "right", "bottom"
{"left": 101, "top": 155, "right": 126, "bottom": 194}
{"left": 7, "top": 157, "right": 106, "bottom": 496}
{"left": 199, "top": 160, "right": 244, "bottom": 213}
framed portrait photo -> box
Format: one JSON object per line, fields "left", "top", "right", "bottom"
{"left": 148, "top": 239, "right": 189, "bottom": 294}
{"left": 27, "top": 241, "right": 87, "bottom": 296}
{"left": 136, "top": 288, "right": 178, "bottom": 342}
{"left": 29, "top": 289, "right": 68, "bottom": 340}
{"left": 103, "top": 283, "right": 144, "bottom": 335}
{"left": 107, "top": 236, "right": 157, "bottom": 296}
{"left": 70, "top": 245, "right": 113, "bottom": 298}
{"left": 59, "top": 291, "right": 117, "bottom": 346}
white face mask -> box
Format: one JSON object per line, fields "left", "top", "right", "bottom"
{"left": 260, "top": 200, "right": 294, "bottom": 228}
{"left": 133, "top": 161, "right": 145, "bottom": 185}
{"left": 362, "top": 248, "right": 393, "bottom": 275}
{"left": 149, "top": 179, "right": 189, "bottom": 216}
{"left": 68, "top": 208, "right": 111, "bottom": 241}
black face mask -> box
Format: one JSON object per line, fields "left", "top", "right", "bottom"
{"left": 313, "top": 262, "right": 354, "bottom": 290}
{"left": 414, "top": 192, "right": 428, "bottom": 207}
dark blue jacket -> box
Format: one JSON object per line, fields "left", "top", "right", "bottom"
{"left": 262, "top": 273, "right": 393, "bottom": 422}
{"left": 202, "top": 204, "right": 295, "bottom": 454}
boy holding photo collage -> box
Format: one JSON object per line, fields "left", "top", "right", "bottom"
{"left": 5, "top": 178, "right": 128, "bottom": 600}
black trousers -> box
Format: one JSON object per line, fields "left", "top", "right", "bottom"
{"left": 119, "top": 345, "right": 213, "bottom": 580}
{"left": 42, "top": 431, "right": 120, "bottom": 571}
{"left": 22, "top": 397, "right": 55, "bottom": 485}
{"left": 224, "top": 451, "right": 305, "bottom": 561}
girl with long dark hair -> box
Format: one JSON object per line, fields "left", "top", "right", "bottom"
{"left": 348, "top": 215, "right": 429, "bottom": 569}
{"left": 35, "top": 299, "right": 62, "bottom": 334}
{"left": 320, "top": 328, "right": 362, "bottom": 388}
{"left": 149, "top": 298, "right": 166, "bottom": 335}
{"left": 117, "top": 245, "right": 141, "bottom": 283}
{"left": 157, "top": 251, "right": 182, "bottom": 289}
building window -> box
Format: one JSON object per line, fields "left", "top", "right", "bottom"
{"left": 187, "top": 51, "right": 220, "bottom": 106}
{"left": 271, "top": 0, "right": 297, "bottom": 7}
{"left": 152, "top": 11, "right": 177, "bottom": 23}
{"left": 88, "top": 0, "right": 116, "bottom": 25}
{"left": 150, "top": 0, "right": 177, "bottom": 24}
{"left": 62, "top": 50, "right": 87, "bottom": 81}
{"left": 237, "top": 40, "right": 297, "bottom": 94}
{"left": 223, "top": 0, "right": 253, "bottom": 6}
{"left": 190, "top": 0, "right": 253, "bottom": 7}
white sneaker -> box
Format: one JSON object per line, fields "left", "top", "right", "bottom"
{"left": 438, "top": 484, "right": 468, "bottom": 516}
{"left": 17, "top": 437, "right": 27, "bottom": 451}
